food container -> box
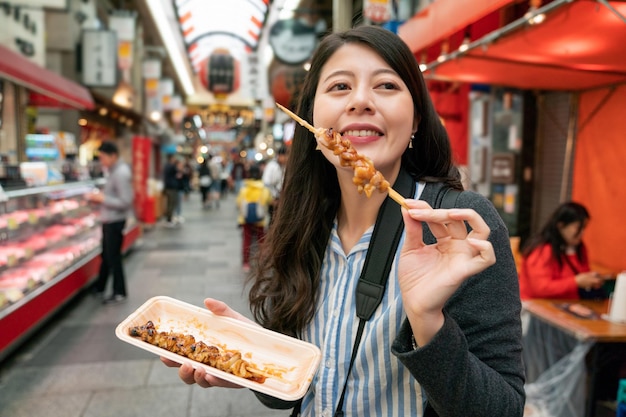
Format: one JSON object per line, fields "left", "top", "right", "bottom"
{"left": 115, "top": 296, "right": 321, "bottom": 401}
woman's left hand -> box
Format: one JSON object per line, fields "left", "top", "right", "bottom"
{"left": 398, "top": 199, "right": 495, "bottom": 344}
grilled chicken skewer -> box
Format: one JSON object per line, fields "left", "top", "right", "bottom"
{"left": 276, "top": 103, "right": 408, "bottom": 209}
{"left": 129, "top": 321, "right": 267, "bottom": 383}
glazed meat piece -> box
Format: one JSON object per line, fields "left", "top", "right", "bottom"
{"left": 276, "top": 103, "right": 406, "bottom": 207}
{"left": 129, "top": 321, "right": 266, "bottom": 383}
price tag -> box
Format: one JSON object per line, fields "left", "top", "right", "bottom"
{"left": 28, "top": 212, "right": 38, "bottom": 225}
{"left": 25, "top": 248, "right": 34, "bottom": 259}
{"left": 7, "top": 217, "right": 18, "bottom": 230}
{"left": 7, "top": 254, "right": 16, "bottom": 267}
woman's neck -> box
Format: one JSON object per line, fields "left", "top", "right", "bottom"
{"left": 335, "top": 172, "right": 387, "bottom": 253}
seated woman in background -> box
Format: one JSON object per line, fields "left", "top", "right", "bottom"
{"left": 519, "top": 201, "right": 606, "bottom": 300}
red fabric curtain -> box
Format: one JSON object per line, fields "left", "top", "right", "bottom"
{"left": 428, "top": 81, "right": 469, "bottom": 165}
{"left": 572, "top": 84, "right": 626, "bottom": 273}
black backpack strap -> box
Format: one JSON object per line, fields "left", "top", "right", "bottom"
{"left": 355, "top": 169, "right": 416, "bottom": 320}
{"left": 433, "top": 185, "right": 461, "bottom": 209}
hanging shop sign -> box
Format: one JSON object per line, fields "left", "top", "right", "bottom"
{"left": 491, "top": 153, "right": 516, "bottom": 184}
{"left": 0, "top": 5, "right": 45, "bottom": 66}
{"left": 108, "top": 13, "right": 136, "bottom": 72}
{"left": 269, "top": 18, "right": 319, "bottom": 65}
{"left": 363, "top": 0, "right": 393, "bottom": 25}
{"left": 159, "top": 78, "right": 174, "bottom": 111}
{"left": 81, "top": 30, "right": 117, "bottom": 87}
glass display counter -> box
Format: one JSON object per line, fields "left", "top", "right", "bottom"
{"left": 0, "top": 180, "right": 141, "bottom": 361}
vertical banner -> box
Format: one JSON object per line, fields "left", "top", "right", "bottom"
{"left": 132, "top": 136, "right": 151, "bottom": 222}
{"left": 143, "top": 59, "right": 162, "bottom": 119}
{"left": 82, "top": 30, "right": 117, "bottom": 87}
{"left": 109, "top": 14, "right": 136, "bottom": 71}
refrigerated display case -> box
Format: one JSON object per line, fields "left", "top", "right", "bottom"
{"left": 0, "top": 180, "right": 141, "bottom": 360}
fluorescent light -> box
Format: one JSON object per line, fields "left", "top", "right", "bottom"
{"left": 145, "top": 0, "right": 195, "bottom": 96}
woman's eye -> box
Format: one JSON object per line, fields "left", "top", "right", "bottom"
{"left": 329, "top": 82, "right": 350, "bottom": 91}
{"left": 379, "top": 82, "right": 398, "bottom": 90}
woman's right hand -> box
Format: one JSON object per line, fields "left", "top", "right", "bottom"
{"left": 575, "top": 272, "right": 604, "bottom": 290}
{"left": 160, "top": 298, "right": 257, "bottom": 389}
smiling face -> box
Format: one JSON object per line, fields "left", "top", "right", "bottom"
{"left": 312, "top": 43, "right": 416, "bottom": 179}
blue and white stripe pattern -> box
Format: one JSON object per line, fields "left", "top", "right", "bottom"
{"left": 299, "top": 183, "right": 425, "bottom": 417}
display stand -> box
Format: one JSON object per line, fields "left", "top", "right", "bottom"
{"left": 0, "top": 180, "right": 141, "bottom": 361}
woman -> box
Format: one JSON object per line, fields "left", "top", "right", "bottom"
{"left": 519, "top": 201, "right": 605, "bottom": 300}
{"left": 164, "top": 26, "right": 525, "bottom": 416}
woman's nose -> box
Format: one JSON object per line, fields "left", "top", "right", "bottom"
{"left": 346, "top": 87, "right": 374, "bottom": 114}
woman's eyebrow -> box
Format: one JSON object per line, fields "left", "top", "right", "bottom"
{"left": 322, "top": 68, "right": 397, "bottom": 83}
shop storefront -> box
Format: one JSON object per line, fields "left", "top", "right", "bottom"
{"left": 398, "top": 0, "right": 626, "bottom": 274}
{"left": 0, "top": 46, "right": 141, "bottom": 361}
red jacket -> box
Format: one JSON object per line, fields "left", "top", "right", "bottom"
{"left": 519, "top": 243, "right": 590, "bottom": 300}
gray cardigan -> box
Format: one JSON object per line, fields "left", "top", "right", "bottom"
{"left": 99, "top": 159, "right": 133, "bottom": 224}
{"left": 255, "top": 182, "right": 526, "bottom": 416}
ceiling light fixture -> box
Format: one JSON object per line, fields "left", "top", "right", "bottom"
{"left": 458, "top": 35, "right": 471, "bottom": 53}
{"left": 437, "top": 40, "right": 449, "bottom": 63}
{"left": 525, "top": 0, "right": 546, "bottom": 25}
{"left": 419, "top": 52, "right": 428, "bottom": 72}
{"left": 145, "top": 0, "right": 195, "bottom": 97}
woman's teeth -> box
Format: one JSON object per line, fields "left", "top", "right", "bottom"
{"left": 342, "top": 130, "right": 381, "bottom": 137}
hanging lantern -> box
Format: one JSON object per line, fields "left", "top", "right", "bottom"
{"left": 198, "top": 48, "right": 240, "bottom": 99}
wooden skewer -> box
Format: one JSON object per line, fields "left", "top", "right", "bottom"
{"left": 275, "top": 103, "right": 409, "bottom": 209}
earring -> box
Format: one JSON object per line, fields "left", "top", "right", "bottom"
{"left": 409, "top": 133, "right": 414, "bottom": 149}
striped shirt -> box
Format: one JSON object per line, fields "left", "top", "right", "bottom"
{"left": 300, "top": 183, "right": 425, "bottom": 417}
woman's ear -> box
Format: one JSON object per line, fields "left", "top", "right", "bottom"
{"left": 412, "top": 116, "right": 420, "bottom": 133}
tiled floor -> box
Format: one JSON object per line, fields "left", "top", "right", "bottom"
{"left": 0, "top": 192, "right": 291, "bottom": 417}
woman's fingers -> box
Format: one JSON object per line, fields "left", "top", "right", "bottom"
{"left": 160, "top": 357, "right": 181, "bottom": 368}
{"left": 204, "top": 298, "right": 256, "bottom": 325}
{"left": 179, "top": 362, "right": 199, "bottom": 385}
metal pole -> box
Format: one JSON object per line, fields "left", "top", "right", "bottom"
{"left": 333, "top": 0, "right": 353, "bottom": 32}
{"left": 560, "top": 94, "right": 579, "bottom": 203}
{"left": 596, "top": 0, "right": 626, "bottom": 24}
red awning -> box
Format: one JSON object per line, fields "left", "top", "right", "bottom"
{"left": 404, "top": 0, "right": 626, "bottom": 91}
{"left": 0, "top": 45, "right": 95, "bottom": 110}
{"left": 398, "top": 0, "right": 516, "bottom": 54}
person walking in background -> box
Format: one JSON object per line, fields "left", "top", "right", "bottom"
{"left": 197, "top": 158, "right": 213, "bottom": 209}
{"left": 86, "top": 141, "right": 133, "bottom": 304}
{"left": 261, "top": 145, "right": 287, "bottom": 224}
{"left": 174, "top": 158, "right": 187, "bottom": 224}
{"left": 236, "top": 164, "right": 272, "bottom": 273}
{"left": 230, "top": 153, "right": 247, "bottom": 195}
{"left": 163, "top": 154, "right": 181, "bottom": 227}
{"left": 208, "top": 154, "right": 223, "bottom": 209}
{"left": 164, "top": 26, "right": 524, "bottom": 416}
{"left": 519, "top": 201, "right": 606, "bottom": 300}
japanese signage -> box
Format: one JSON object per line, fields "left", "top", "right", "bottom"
{"left": 82, "top": 30, "right": 117, "bottom": 87}
{"left": 132, "top": 136, "right": 151, "bottom": 222}
{"left": 109, "top": 14, "right": 136, "bottom": 71}
{"left": 491, "top": 153, "right": 516, "bottom": 184}
{"left": 0, "top": 5, "right": 45, "bottom": 66}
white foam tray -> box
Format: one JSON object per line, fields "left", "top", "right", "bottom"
{"left": 115, "top": 296, "right": 321, "bottom": 401}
